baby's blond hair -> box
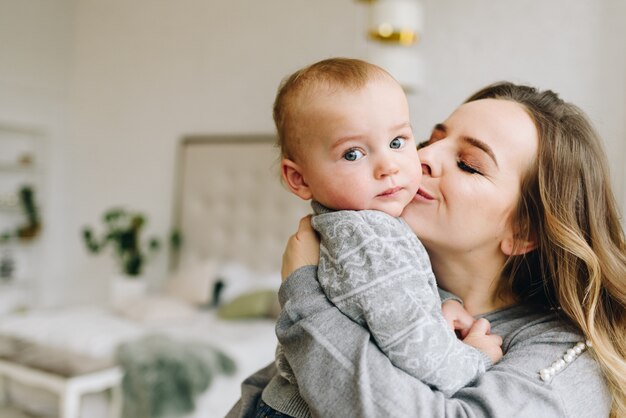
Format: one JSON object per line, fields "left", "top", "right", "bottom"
{"left": 273, "top": 57, "right": 391, "bottom": 160}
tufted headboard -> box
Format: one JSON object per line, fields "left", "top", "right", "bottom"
{"left": 172, "top": 135, "right": 311, "bottom": 274}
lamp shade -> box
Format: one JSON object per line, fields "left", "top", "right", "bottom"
{"left": 368, "top": 45, "right": 422, "bottom": 93}
{"left": 368, "top": 0, "right": 424, "bottom": 45}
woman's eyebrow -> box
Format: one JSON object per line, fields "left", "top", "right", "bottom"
{"left": 436, "top": 123, "right": 498, "bottom": 166}
{"left": 461, "top": 135, "right": 498, "bottom": 167}
{"left": 431, "top": 123, "right": 497, "bottom": 166}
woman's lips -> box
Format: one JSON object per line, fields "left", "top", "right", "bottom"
{"left": 415, "top": 188, "right": 434, "bottom": 200}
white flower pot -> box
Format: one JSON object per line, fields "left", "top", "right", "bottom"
{"left": 110, "top": 274, "right": 148, "bottom": 309}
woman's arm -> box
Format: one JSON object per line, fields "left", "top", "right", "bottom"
{"left": 278, "top": 266, "right": 609, "bottom": 417}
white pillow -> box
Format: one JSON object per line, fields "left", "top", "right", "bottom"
{"left": 216, "top": 262, "right": 281, "bottom": 305}
{"left": 166, "top": 258, "right": 220, "bottom": 306}
{"left": 114, "top": 295, "right": 196, "bottom": 322}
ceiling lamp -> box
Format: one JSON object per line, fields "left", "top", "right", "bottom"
{"left": 368, "top": 47, "right": 422, "bottom": 94}
{"left": 368, "top": 0, "right": 423, "bottom": 46}
{"left": 359, "top": 0, "right": 424, "bottom": 93}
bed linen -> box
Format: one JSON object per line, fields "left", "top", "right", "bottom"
{"left": 0, "top": 135, "right": 309, "bottom": 417}
{"left": 0, "top": 304, "right": 277, "bottom": 418}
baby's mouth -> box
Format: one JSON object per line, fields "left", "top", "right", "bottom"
{"left": 378, "top": 187, "right": 402, "bottom": 197}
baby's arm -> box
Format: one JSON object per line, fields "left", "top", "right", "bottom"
{"left": 311, "top": 207, "right": 492, "bottom": 395}
{"left": 441, "top": 299, "right": 503, "bottom": 364}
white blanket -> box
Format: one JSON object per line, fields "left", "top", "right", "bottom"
{"left": 0, "top": 304, "right": 277, "bottom": 418}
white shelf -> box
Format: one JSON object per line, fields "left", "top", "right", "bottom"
{"left": 0, "top": 124, "right": 44, "bottom": 308}
{"left": 0, "top": 207, "right": 20, "bottom": 214}
{"left": 0, "top": 165, "right": 35, "bottom": 173}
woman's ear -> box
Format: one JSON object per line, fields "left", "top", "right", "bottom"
{"left": 281, "top": 159, "right": 313, "bottom": 200}
{"left": 500, "top": 236, "right": 537, "bottom": 256}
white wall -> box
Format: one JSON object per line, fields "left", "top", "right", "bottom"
{"left": 411, "top": 0, "right": 626, "bottom": 207}
{"left": 1, "top": 0, "right": 624, "bottom": 306}
{"left": 0, "top": 0, "right": 76, "bottom": 306}
{"left": 64, "top": 0, "right": 366, "bottom": 304}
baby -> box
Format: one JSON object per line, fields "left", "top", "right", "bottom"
{"left": 261, "top": 58, "right": 501, "bottom": 415}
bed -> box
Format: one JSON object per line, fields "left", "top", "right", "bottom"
{"left": 0, "top": 135, "right": 310, "bottom": 418}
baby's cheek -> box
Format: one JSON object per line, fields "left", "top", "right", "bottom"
{"left": 332, "top": 193, "right": 369, "bottom": 211}
{"left": 413, "top": 151, "right": 423, "bottom": 180}
{"left": 407, "top": 165, "right": 422, "bottom": 194}
{"left": 415, "top": 164, "right": 423, "bottom": 183}
{"left": 319, "top": 184, "right": 368, "bottom": 211}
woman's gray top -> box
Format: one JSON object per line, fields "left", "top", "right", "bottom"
{"left": 228, "top": 266, "right": 611, "bottom": 418}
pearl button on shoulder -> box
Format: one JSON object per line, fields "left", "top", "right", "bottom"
{"left": 538, "top": 340, "right": 591, "bottom": 382}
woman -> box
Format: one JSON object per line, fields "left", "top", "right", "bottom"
{"left": 230, "top": 82, "right": 626, "bottom": 417}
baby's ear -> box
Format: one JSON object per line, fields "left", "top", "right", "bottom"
{"left": 281, "top": 159, "right": 312, "bottom": 200}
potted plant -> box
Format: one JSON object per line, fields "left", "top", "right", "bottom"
{"left": 82, "top": 208, "right": 161, "bottom": 277}
{"left": 82, "top": 207, "right": 180, "bottom": 306}
{"left": 0, "top": 232, "right": 15, "bottom": 282}
{"left": 16, "top": 186, "right": 41, "bottom": 240}
{"left": 0, "top": 185, "right": 42, "bottom": 283}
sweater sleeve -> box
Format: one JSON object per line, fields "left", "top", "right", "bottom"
{"left": 225, "top": 362, "right": 276, "bottom": 418}
{"left": 277, "top": 266, "right": 610, "bottom": 418}
{"left": 438, "top": 287, "right": 463, "bottom": 304}
{"left": 311, "top": 209, "right": 486, "bottom": 396}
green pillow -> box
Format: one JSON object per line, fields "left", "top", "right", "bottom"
{"left": 217, "top": 289, "right": 279, "bottom": 319}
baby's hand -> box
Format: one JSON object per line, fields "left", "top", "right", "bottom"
{"left": 462, "top": 318, "right": 503, "bottom": 365}
{"left": 441, "top": 299, "right": 475, "bottom": 338}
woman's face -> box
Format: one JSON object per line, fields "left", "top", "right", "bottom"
{"left": 402, "top": 98, "right": 538, "bottom": 258}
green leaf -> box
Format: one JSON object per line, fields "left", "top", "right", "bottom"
{"left": 148, "top": 238, "right": 160, "bottom": 251}
{"left": 170, "top": 230, "right": 183, "bottom": 250}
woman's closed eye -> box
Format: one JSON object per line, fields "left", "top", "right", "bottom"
{"left": 343, "top": 148, "right": 365, "bottom": 161}
{"left": 457, "top": 159, "right": 483, "bottom": 175}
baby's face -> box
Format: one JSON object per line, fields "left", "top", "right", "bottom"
{"left": 296, "top": 77, "right": 421, "bottom": 217}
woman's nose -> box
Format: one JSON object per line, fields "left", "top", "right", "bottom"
{"left": 418, "top": 146, "right": 440, "bottom": 177}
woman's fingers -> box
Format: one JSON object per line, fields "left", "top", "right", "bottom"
{"left": 295, "top": 214, "right": 315, "bottom": 241}
{"left": 281, "top": 215, "right": 320, "bottom": 281}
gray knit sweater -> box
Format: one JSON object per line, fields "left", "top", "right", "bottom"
{"left": 227, "top": 266, "right": 611, "bottom": 418}
{"left": 311, "top": 203, "right": 487, "bottom": 392}
{"left": 274, "top": 203, "right": 487, "bottom": 396}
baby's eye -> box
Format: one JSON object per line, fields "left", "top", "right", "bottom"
{"left": 390, "top": 137, "right": 405, "bottom": 149}
{"left": 343, "top": 148, "right": 364, "bottom": 161}
{"left": 457, "top": 160, "right": 482, "bottom": 175}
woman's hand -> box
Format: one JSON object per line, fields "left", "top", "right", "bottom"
{"left": 281, "top": 215, "right": 320, "bottom": 281}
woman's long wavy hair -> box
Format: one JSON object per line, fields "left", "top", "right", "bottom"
{"left": 466, "top": 82, "right": 626, "bottom": 417}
